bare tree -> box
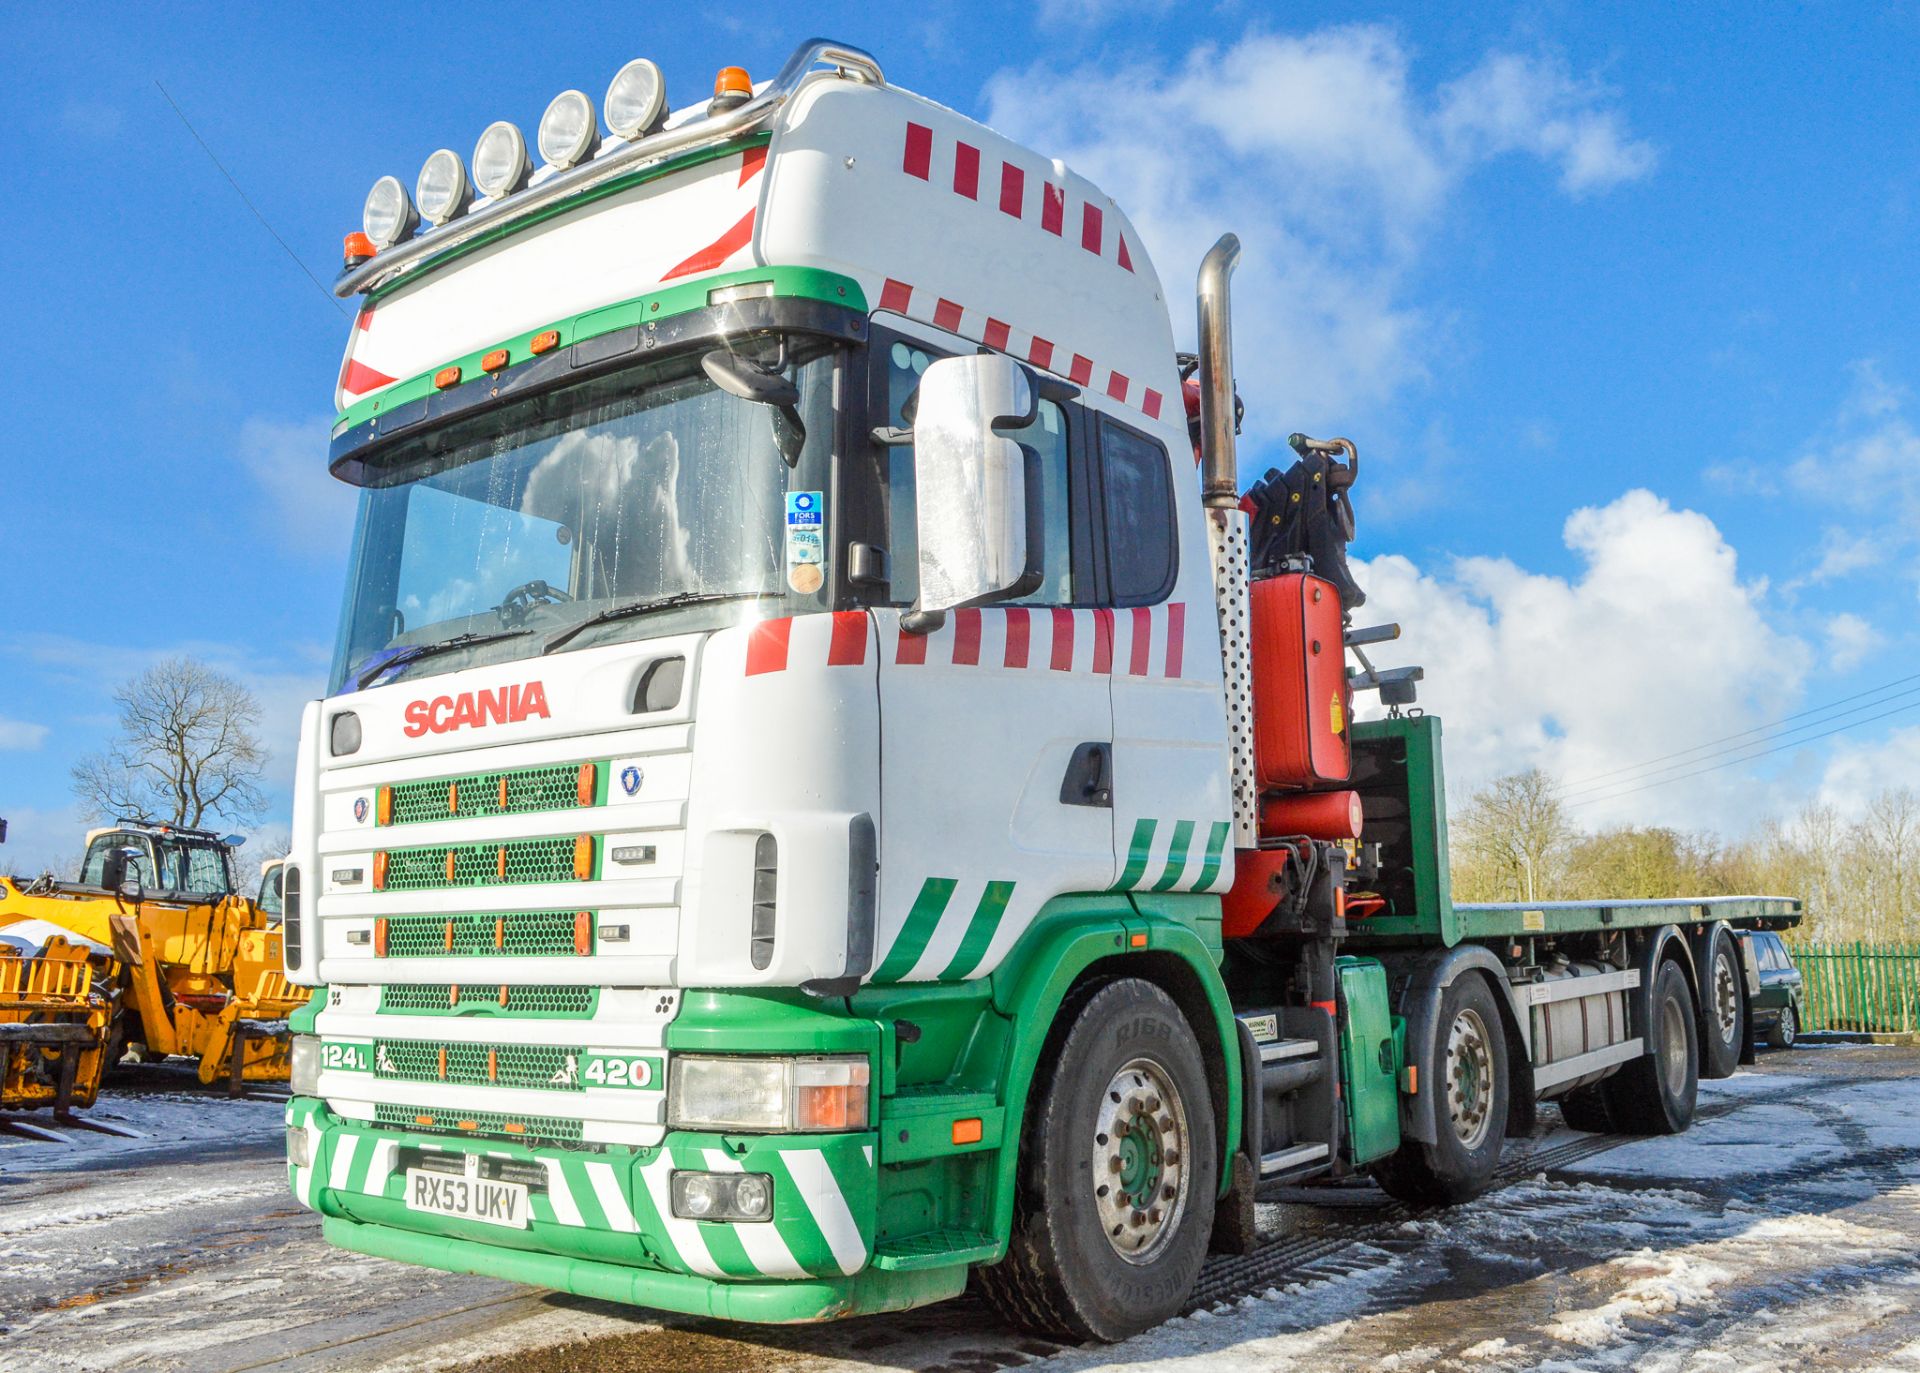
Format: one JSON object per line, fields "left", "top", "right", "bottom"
{"left": 70, "top": 657, "right": 268, "bottom": 828}
{"left": 1450, "top": 769, "right": 1574, "bottom": 903}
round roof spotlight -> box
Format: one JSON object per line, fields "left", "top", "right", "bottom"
{"left": 538, "top": 89, "right": 600, "bottom": 169}
{"left": 605, "top": 58, "right": 668, "bottom": 140}
{"left": 415, "top": 148, "right": 471, "bottom": 226}
{"left": 362, "top": 175, "right": 418, "bottom": 248}
{"left": 472, "top": 120, "right": 531, "bottom": 200}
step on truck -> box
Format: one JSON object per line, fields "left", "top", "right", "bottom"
{"left": 283, "top": 38, "right": 1800, "bottom": 1341}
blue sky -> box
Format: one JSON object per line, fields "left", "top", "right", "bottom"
{"left": 3, "top": 3, "right": 1917, "bottom": 871}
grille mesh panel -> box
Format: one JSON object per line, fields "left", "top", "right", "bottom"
{"left": 379, "top": 836, "right": 584, "bottom": 891}
{"left": 386, "top": 763, "right": 593, "bottom": 826}
{"left": 382, "top": 912, "right": 584, "bottom": 958}
{"left": 373, "top": 1037, "right": 584, "bottom": 1091}
{"left": 378, "top": 983, "right": 597, "bottom": 1017}
{"left": 373, "top": 1101, "right": 584, "bottom": 1144}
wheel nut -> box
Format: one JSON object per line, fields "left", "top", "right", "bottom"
{"left": 1109, "top": 1156, "right": 1123, "bottom": 1172}
{"left": 1131, "top": 1210, "right": 1146, "bottom": 1226}
{"left": 1163, "top": 1184, "right": 1176, "bottom": 1200}
{"left": 1144, "top": 1096, "right": 1160, "bottom": 1113}
{"left": 1114, "top": 1119, "right": 1130, "bottom": 1136}
{"left": 1164, "top": 1149, "right": 1180, "bottom": 1165}
{"left": 1149, "top": 1207, "right": 1162, "bottom": 1223}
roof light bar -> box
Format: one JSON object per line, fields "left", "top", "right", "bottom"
{"left": 538, "top": 89, "right": 599, "bottom": 169}
{"left": 605, "top": 58, "right": 668, "bottom": 140}
{"left": 472, "top": 121, "right": 531, "bottom": 200}
{"left": 334, "top": 38, "right": 884, "bottom": 297}
{"left": 362, "top": 175, "right": 418, "bottom": 249}
{"left": 416, "top": 149, "right": 471, "bottom": 226}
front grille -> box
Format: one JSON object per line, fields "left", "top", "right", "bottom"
{"left": 374, "top": 1101, "right": 584, "bottom": 1145}
{"left": 378, "top": 836, "right": 587, "bottom": 891}
{"left": 385, "top": 762, "right": 598, "bottom": 826}
{"left": 374, "top": 1037, "right": 585, "bottom": 1091}
{"left": 379, "top": 983, "right": 598, "bottom": 1017}
{"left": 382, "top": 912, "right": 586, "bottom": 958}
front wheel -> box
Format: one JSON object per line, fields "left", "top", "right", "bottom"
{"left": 1373, "top": 973, "right": 1509, "bottom": 1205}
{"left": 1699, "top": 931, "right": 1744, "bottom": 1079}
{"left": 980, "top": 978, "right": 1217, "bottom": 1342}
{"left": 1767, "top": 1003, "right": 1798, "bottom": 1049}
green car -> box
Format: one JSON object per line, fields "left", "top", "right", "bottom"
{"left": 1739, "top": 930, "right": 1806, "bottom": 1048}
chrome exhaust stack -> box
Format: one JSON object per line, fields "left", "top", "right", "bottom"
{"left": 1195, "top": 233, "right": 1258, "bottom": 849}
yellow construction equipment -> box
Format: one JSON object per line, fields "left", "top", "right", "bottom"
{"left": 0, "top": 822, "right": 309, "bottom": 1104}
{"left": 0, "top": 932, "right": 116, "bottom": 1115}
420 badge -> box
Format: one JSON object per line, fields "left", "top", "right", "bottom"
{"left": 786, "top": 491, "right": 824, "bottom": 594}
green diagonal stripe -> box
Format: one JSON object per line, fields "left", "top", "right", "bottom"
{"left": 1112, "top": 818, "right": 1158, "bottom": 891}
{"left": 1191, "top": 820, "right": 1231, "bottom": 891}
{"left": 872, "top": 878, "right": 959, "bottom": 982}
{"left": 939, "top": 881, "right": 1016, "bottom": 981}
{"left": 1150, "top": 820, "right": 1196, "bottom": 892}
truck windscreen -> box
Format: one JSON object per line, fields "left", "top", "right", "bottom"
{"left": 327, "top": 339, "right": 838, "bottom": 693}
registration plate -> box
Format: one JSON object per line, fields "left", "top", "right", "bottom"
{"left": 404, "top": 1167, "right": 529, "bottom": 1229}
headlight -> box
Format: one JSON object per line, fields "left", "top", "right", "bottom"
{"left": 415, "top": 148, "right": 470, "bottom": 226}
{"left": 605, "top": 58, "right": 667, "bottom": 140}
{"left": 286, "top": 1125, "right": 313, "bottom": 1169}
{"left": 538, "top": 89, "right": 599, "bottom": 168}
{"left": 667, "top": 1055, "right": 869, "bottom": 1132}
{"left": 290, "top": 1034, "right": 321, "bottom": 1097}
{"left": 472, "top": 120, "right": 530, "bottom": 200}
{"left": 362, "top": 175, "right": 417, "bottom": 248}
{"left": 670, "top": 1169, "right": 772, "bottom": 1222}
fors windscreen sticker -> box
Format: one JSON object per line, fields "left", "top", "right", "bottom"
{"left": 786, "top": 490, "right": 825, "bottom": 594}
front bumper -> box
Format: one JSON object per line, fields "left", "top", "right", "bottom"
{"left": 287, "top": 1097, "right": 890, "bottom": 1301}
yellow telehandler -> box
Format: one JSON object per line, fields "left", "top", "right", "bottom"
{"left": 0, "top": 822, "right": 308, "bottom": 1106}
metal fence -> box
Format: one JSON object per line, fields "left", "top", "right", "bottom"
{"left": 1791, "top": 943, "right": 1920, "bottom": 1033}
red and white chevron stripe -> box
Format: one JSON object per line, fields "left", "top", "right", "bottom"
{"left": 743, "top": 604, "right": 1190, "bottom": 680}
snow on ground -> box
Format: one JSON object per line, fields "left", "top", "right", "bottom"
{"left": 2, "top": 1046, "right": 1918, "bottom": 1373}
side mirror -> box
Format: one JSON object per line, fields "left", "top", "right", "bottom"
{"left": 100, "top": 846, "right": 142, "bottom": 896}
{"left": 905, "top": 354, "right": 1044, "bottom": 631}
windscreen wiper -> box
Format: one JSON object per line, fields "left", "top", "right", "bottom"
{"left": 543, "top": 591, "right": 779, "bottom": 654}
{"left": 352, "top": 629, "right": 532, "bottom": 692}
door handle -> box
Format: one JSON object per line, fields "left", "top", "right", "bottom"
{"left": 1060, "top": 742, "right": 1112, "bottom": 809}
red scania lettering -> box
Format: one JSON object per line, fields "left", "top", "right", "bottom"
{"left": 401, "top": 681, "right": 552, "bottom": 737}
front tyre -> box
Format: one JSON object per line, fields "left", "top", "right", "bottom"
{"left": 980, "top": 978, "right": 1217, "bottom": 1342}
{"left": 1373, "top": 973, "right": 1509, "bottom": 1206}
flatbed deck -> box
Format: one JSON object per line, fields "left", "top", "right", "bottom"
{"left": 1452, "top": 894, "right": 1802, "bottom": 941}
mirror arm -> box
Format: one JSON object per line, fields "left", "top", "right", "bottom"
{"left": 901, "top": 608, "right": 946, "bottom": 636}
{"left": 869, "top": 425, "right": 913, "bottom": 447}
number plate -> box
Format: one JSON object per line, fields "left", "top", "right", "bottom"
{"left": 404, "top": 1168, "right": 529, "bottom": 1229}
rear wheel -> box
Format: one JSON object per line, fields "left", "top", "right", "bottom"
{"left": 1604, "top": 959, "right": 1698, "bottom": 1135}
{"left": 1767, "top": 1003, "right": 1798, "bottom": 1049}
{"left": 980, "top": 978, "right": 1217, "bottom": 1342}
{"left": 1373, "top": 973, "right": 1509, "bottom": 1205}
{"left": 1699, "top": 932, "right": 1744, "bottom": 1079}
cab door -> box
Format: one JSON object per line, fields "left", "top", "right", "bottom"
{"left": 867, "top": 324, "right": 1115, "bottom": 985}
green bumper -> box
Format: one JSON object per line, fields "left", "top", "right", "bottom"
{"left": 287, "top": 1098, "right": 954, "bottom": 1320}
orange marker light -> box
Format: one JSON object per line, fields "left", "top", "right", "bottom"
{"left": 414, "top": 1114, "right": 435, "bottom": 1127}
{"left": 374, "top": 916, "right": 388, "bottom": 957}
{"left": 504, "top": 1121, "right": 526, "bottom": 1134}
{"left": 572, "top": 835, "right": 595, "bottom": 882}
{"left": 434, "top": 365, "right": 462, "bottom": 389}
{"left": 482, "top": 348, "right": 510, "bottom": 373}
{"left": 458, "top": 1120, "right": 477, "bottom": 1132}
{"left": 1129, "top": 933, "right": 1148, "bottom": 948}
{"left": 437, "top": 1045, "right": 448, "bottom": 1079}
{"left": 495, "top": 846, "right": 507, "bottom": 880}
{"left": 487, "top": 1049, "right": 498, "bottom": 1083}
{"left": 447, "top": 780, "right": 459, "bottom": 813}
{"left": 576, "top": 762, "right": 597, "bottom": 807}
{"left": 444, "top": 849, "right": 458, "bottom": 883}
{"left": 443, "top": 918, "right": 455, "bottom": 952}
{"left": 494, "top": 916, "right": 505, "bottom": 951}
{"left": 952, "top": 1117, "right": 983, "bottom": 1146}
{"left": 343, "top": 231, "right": 377, "bottom": 264}
{"left": 376, "top": 786, "right": 394, "bottom": 825}
{"left": 498, "top": 984, "right": 510, "bottom": 1007}
{"left": 714, "top": 66, "right": 752, "bottom": 99}
{"left": 373, "top": 851, "right": 388, "bottom": 890}
{"left": 574, "top": 911, "right": 592, "bottom": 956}
{"left": 530, "top": 329, "right": 561, "bottom": 355}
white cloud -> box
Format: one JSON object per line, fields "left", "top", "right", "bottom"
{"left": 0, "top": 717, "right": 49, "bottom": 750}
{"left": 0, "top": 802, "right": 88, "bottom": 880}
{"left": 1352, "top": 489, "right": 1808, "bottom": 830}
{"left": 1035, "top": 0, "right": 1170, "bottom": 24}
{"left": 1823, "top": 612, "right": 1880, "bottom": 673}
{"left": 236, "top": 416, "right": 358, "bottom": 556}
{"left": 983, "top": 25, "right": 1656, "bottom": 465}
{"left": 1785, "top": 361, "right": 1920, "bottom": 595}
{"left": 1818, "top": 724, "right": 1920, "bottom": 817}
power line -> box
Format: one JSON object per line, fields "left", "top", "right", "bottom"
{"left": 1566, "top": 695, "right": 1920, "bottom": 809}
{"left": 1553, "top": 679, "right": 1920, "bottom": 801}
{"left": 1553, "top": 668, "right": 1920, "bottom": 795}
{"left": 154, "top": 79, "right": 347, "bottom": 318}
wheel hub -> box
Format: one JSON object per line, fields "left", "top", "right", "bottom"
{"left": 1445, "top": 1007, "right": 1495, "bottom": 1150}
{"left": 1091, "top": 1058, "right": 1189, "bottom": 1264}
{"left": 1714, "top": 955, "right": 1739, "bottom": 1040}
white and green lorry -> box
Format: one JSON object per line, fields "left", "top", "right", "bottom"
{"left": 282, "top": 37, "right": 1800, "bottom": 1340}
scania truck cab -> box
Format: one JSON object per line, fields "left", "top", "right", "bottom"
{"left": 283, "top": 38, "right": 1799, "bottom": 1340}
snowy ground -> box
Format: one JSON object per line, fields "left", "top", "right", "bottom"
{"left": 3, "top": 1045, "right": 1918, "bottom": 1372}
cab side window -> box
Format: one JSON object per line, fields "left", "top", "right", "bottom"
{"left": 1097, "top": 418, "right": 1177, "bottom": 606}
{"left": 881, "top": 338, "right": 1074, "bottom": 607}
